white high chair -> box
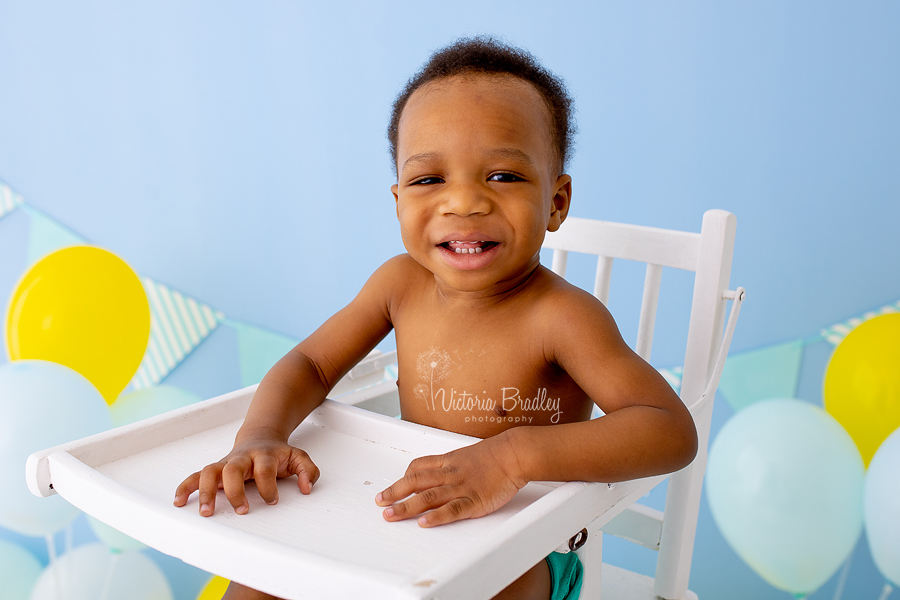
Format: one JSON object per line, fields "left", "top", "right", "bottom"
{"left": 542, "top": 209, "right": 742, "bottom": 599}
{"left": 26, "top": 210, "right": 742, "bottom": 600}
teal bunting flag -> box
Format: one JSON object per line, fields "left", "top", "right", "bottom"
{"left": 716, "top": 339, "right": 805, "bottom": 413}
{"left": 229, "top": 319, "right": 300, "bottom": 387}
{"left": 22, "top": 205, "right": 89, "bottom": 265}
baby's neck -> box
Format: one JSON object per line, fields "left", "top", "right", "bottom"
{"left": 432, "top": 259, "right": 543, "bottom": 308}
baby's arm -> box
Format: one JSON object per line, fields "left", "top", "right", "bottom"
{"left": 174, "top": 257, "right": 404, "bottom": 515}
{"left": 377, "top": 286, "right": 697, "bottom": 527}
{"left": 508, "top": 287, "right": 698, "bottom": 483}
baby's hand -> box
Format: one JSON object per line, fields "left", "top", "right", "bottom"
{"left": 376, "top": 433, "right": 526, "bottom": 527}
{"left": 173, "top": 430, "right": 320, "bottom": 517}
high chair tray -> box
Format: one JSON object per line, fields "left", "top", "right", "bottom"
{"left": 26, "top": 385, "right": 661, "bottom": 600}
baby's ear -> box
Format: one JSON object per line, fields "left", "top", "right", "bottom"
{"left": 392, "top": 184, "right": 400, "bottom": 219}
{"left": 547, "top": 175, "right": 572, "bottom": 232}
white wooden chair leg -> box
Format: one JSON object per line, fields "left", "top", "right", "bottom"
{"left": 575, "top": 529, "right": 602, "bottom": 598}
{"left": 653, "top": 403, "right": 714, "bottom": 599}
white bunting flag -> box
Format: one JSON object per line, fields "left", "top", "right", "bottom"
{"left": 820, "top": 301, "right": 900, "bottom": 345}
{"left": 130, "top": 278, "right": 225, "bottom": 389}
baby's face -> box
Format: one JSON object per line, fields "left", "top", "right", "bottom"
{"left": 392, "top": 74, "right": 571, "bottom": 295}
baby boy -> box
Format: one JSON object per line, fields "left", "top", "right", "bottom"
{"left": 174, "top": 37, "right": 698, "bottom": 600}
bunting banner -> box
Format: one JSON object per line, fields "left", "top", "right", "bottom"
{"left": 2, "top": 176, "right": 899, "bottom": 415}
{"left": 820, "top": 301, "right": 900, "bottom": 346}
{"left": 717, "top": 340, "right": 804, "bottom": 413}
{"left": 21, "top": 205, "right": 88, "bottom": 265}
{"left": 0, "top": 181, "right": 229, "bottom": 391}
{"left": 229, "top": 319, "right": 299, "bottom": 388}
{"left": 131, "top": 278, "right": 225, "bottom": 390}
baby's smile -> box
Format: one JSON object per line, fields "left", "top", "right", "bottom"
{"left": 441, "top": 240, "right": 500, "bottom": 254}
{"left": 437, "top": 238, "right": 501, "bottom": 270}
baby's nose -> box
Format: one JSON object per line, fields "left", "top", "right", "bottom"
{"left": 439, "top": 183, "right": 492, "bottom": 216}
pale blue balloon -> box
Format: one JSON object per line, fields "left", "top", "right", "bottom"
{"left": 865, "top": 426, "right": 900, "bottom": 586}
{"left": 706, "top": 399, "right": 864, "bottom": 596}
{"left": 0, "top": 360, "right": 112, "bottom": 536}
{"left": 110, "top": 385, "right": 200, "bottom": 428}
{"left": 29, "top": 543, "right": 173, "bottom": 600}
{"left": 87, "top": 515, "right": 147, "bottom": 552}
{"left": 0, "top": 539, "right": 43, "bottom": 600}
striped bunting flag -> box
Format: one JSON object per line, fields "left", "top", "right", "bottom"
{"left": 820, "top": 300, "right": 900, "bottom": 345}
{"left": 0, "top": 179, "right": 24, "bottom": 219}
{"left": 130, "top": 277, "right": 225, "bottom": 389}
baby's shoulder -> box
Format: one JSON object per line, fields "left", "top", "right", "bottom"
{"left": 526, "top": 267, "right": 620, "bottom": 333}
{"left": 361, "top": 254, "right": 430, "bottom": 303}
{"left": 372, "top": 253, "right": 430, "bottom": 284}
{"left": 530, "top": 266, "right": 610, "bottom": 310}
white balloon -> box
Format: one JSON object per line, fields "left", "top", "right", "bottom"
{"left": 0, "top": 360, "right": 112, "bottom": 536}
{"left": 0, "top": 539, "right": 43, "bottom": 600}
{"left": 87, "top": 515, "right": 147, "bottom": 552}
{"left": 865, "top": 426, "right": 900, "bottom": 586}
{"left": 29, "top": 543, "right": 172, "bottom": 600}
{"left": 706, "top": 399, "right": 864, "bottom": 596}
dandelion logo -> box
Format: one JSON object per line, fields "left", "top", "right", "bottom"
{"left": 413, "top": 384, "right": 429, "bottom": 401}
{"left": 416, "top": 347, "right": 452, "bottom": 410}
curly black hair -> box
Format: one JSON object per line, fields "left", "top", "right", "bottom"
{"left": 388, "top": 36, "right": 576, "bottom": 176}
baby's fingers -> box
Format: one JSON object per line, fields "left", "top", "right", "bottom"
{"left": 380, "top": 485, "right": 458, "bottom": 523}
{"left": 287, "top": 448, "right": 320, "bottom": 495}
{"left": 251, "top": 453, "right": 280, "bottom": 506}
{"left": 173, "top": 472, "right": 201, "bottom": 507}
{"left": 198, "top": 464, "right": 225, "bottom": 516}
{"left": 416, "top": 498, "right": 476, "bottom": 528}
{"left": 222, "top": 457, "right": 253, "bottom": 514}
{"left": 376, "top": 467, "right": 445, "bottom": 507}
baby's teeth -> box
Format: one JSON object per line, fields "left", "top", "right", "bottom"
{"left": 450, "top": 242, "right": 486, "bottom": 254}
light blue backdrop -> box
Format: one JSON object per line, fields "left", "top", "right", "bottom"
{"left": 1, "top": 1, "right": 898, "bottom": 599}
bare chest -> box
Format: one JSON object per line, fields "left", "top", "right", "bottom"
{"left": 392, "top": 305, "right": 591, "bottom": 437}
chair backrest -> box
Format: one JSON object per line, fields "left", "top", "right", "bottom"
{"left": 542, "top": 210, "right": 737, "bottom": 598}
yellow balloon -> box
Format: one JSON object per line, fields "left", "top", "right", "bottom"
{"left": 5, "top": 246, "right": 150, "bottom": 404}
{"left": 197, "top": 576, "right": 230, "bottom": 600}
{"left": 824, "top": 313, "right": 900, "bottom": 467}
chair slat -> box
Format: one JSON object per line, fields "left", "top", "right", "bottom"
{"left": 635, "top": 264, "right": 663, "bottom": 360}
{"left": 551, "top": 249, "right": 568, "bottom": 277}
{"left": 543, "top": 217, "right": 701, "bottom": 272}
{"left": 593, "top": 256, "right": 613, "bottom": 305}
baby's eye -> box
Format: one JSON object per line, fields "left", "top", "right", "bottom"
{"left": 487, "top": 172, "right": 524, "bottom": 183}
{"left": 411, "top": 176, "right": 444, "bottom": 186}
